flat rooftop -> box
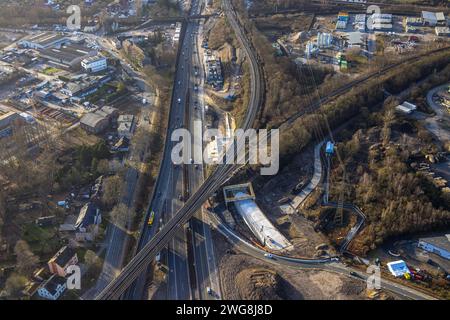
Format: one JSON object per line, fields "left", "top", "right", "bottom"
{"left": 82, "top": 55, "right": 106, "bottom": 64}
{"left": 25, "top": 32, "right": 67, "bottom": 46}
{"left": 39, "top": 44, "right": 94, "bottom": 63}
{"left": 420, "top": 235, "right": 450, "bottom": 252}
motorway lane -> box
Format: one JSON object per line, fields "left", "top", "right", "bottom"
{"left": 187, "top": 14, "right": 221, "bottom": 300}
{"left": 125, "top": 0, "right": 203, "bottom": 300}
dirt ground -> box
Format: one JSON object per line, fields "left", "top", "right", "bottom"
{"left": 213, "top": 230, "right": 368, "bottom": 300}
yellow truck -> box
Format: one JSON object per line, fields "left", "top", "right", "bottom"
{"left": 148, "top": 211, "right": 155, "bottom": 226}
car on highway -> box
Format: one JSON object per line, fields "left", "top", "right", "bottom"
{"left": 194, "top": 84, "right": 198, "bottom": 91}
{"left": 177, "top": 98, "right": 181, "bottom": 104}
{"left": 206, "top": 287, "right": 213, "bottom": 296}
{"left": 264, "top": 253, "right": 274, "bottom": 259}
{"left": 148, "top": 211, "right": 155, "bottom": 226}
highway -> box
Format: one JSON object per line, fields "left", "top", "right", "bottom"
{"left": 187, "top": 10, "right": 221, "bottom": 300}
{"left": 124, "top": 0, "right": 206, "bottom": 300}
{"left": 95, "top": 0, "right": 264, "bottom": 300}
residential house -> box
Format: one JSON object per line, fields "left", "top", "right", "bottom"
{"left": 75, "top": 202, "right": 102, "bottom": 242}
{"left": 37, "top": 275, "right": 67, "bottom": 300}
{"left": 48, "top": 246, "right": 78, "bottom": 277}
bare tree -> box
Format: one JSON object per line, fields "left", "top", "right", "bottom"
{"left": 102, "top": 175, "right": 123, "bottom": 207}
{"left": 109, "top": 203, "right": 130, "bottom": 230}
{"left": 4, "top": 273, "right": 28, "bottom": 298}
{"left": 14, "top": 240, "right": 39, "bottom": 276}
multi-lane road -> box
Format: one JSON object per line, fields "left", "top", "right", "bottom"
{"left": 187, "top": 13, "right": 221, "bottom": 300}
{"left": 124, "top": 0, "right": 210, "bottom": 300}
{"left": 96, "top": 0, "right": 264, "bottom": 300}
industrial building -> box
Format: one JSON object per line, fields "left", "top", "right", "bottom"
{"left": 435, "top": 27, "right": 450, "bottom": 37}
{"left": 117, "top": 114, "right": 135, "bottom": 138}
{"left": 422, "top": 11, "right": 446, "bottom": 26}
{"left": 317, "top": 32, "right": 333, "bottom": 48}
{"left": 223, "top": 183, "right": 292, "bottom": 251}
{"left": 347, "top": 32, "right": 365, "bottom": 48}
{"left": 354, "top": 14, "right": 366, "bottom": 32}
{"left": 0, "top": 104, "right": 22, "bottom": 139}
{"left": 205, "top": 52, "right": 223, "bottom": 89}
{"left": 418, "top": 235, "right": 450, "bottom": 260}
{"left": 18, "top": 32, "right": 70, "bottom": 49}
{"left": 404, "top": 17, "right": 423, "bottom": 27}
{"left": 38, "top": 44, "right": 96, "bottom": 70}
{"left": 81, "top": 55, "right": 108, "bottom": 73}
{"left": 80, "top": 106, "right": 118, "bottom": 134}
{"left": 336, "top": 12, "right": 349, "bottom": 30}
{"left": 370, "top": 13, "right": 393, "bottom": 31}
{"left": 60, "top": 74, "right": 112, "bottom": 99}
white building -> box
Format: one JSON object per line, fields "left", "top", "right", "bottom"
{"left": 81, "top": 55, "right": 107, "bottom": 73}
{"left": 395, "top": 101, "right": 417, "bottom": 114}
{"left": 422, "top": 11, "right": 438, "bottom": 26}
{"left": 233, "top": 192, "right": 292, "bottom": 251}
{"left": 37, "top": 275, "right": 67, "bottom": 300}
{"left": 436, "top": 27, "right": 450, "bottom": 37}
{"left": 418, "top": 235, "right": 450, "bottom": 260}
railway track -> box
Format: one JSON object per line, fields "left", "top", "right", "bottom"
{"left": 279, "top": 46, "right": 450, "bottom": 130}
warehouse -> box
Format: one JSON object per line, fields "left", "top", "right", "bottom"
{"left": 18, "top": 32, "right": 70, "bottom": 49}
{"left": 0, "top": 104, "right": 21, "bottom": 139}
{"left": 418, "top": 235, "right": 450, "bottom": 260}
{"left": 80, "top": 112, "right": 110, "bottom": 134}
{"left": 422, "top": 11, "right": 443, "bottom": 27}
{"left": 38, "top": 44, "right": 96, "bottom": 70}
{"left": 80, "top": 106, "right": 118, "bottom": 134}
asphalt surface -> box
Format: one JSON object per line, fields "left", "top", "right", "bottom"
{"left": 187, "top": 11, "right": 221, "bottom": 300}
{"left": 124, "top": 0, "right": 205, "bottom": 300}
{"left": 95, "top": 0, "right": 264, "bottom": 299}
